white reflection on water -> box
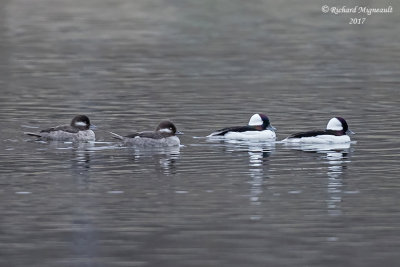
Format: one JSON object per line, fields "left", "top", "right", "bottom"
{"left": 325, "top": 149, "right": 349, "bottom": 216}
{"left": 207, "top": 139, "right": 275, "bottom": 220}
{"left": 248, "top": 143, "right": 274, "bottom": 199}
{"left": 248, "top": 143, "right": 274, "bottom": 220}
{"left": 284, "top": 142, "right": 353, "bottom": 216}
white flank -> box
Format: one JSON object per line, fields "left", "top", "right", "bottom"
{"left": 209, "top": 130, "right": 276, "bottom": 141}
{"left": 282, "top": 135, "right": 351, "bottom": 144}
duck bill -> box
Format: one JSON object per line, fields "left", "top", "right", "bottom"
{"left": 267, "top": 125, "right": 277, "bottom": 132}
{"left": 176, "top": 131, "right": 184, "bottom": 135}
{"left": 346, "top": 129, "right": 355, "bottom": 135}
{"left": 90, "top": 125, "right": 97, "bottom": 130}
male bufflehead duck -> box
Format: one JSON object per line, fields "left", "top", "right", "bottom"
{"left": 25, "top": 115, "right": 96, "bottom": 141}
{"left": 283, "top": 117, "right": 354, "bottom": 144}
{"left": 111, "top": 120, "right": 182, "bottom": 147}
{"left": 207, "top": 113, "right": 276, "bottom": 140}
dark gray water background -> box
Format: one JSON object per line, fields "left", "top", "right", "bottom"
{"left": 0, "top": 0, "right": 399, "bottom": 266}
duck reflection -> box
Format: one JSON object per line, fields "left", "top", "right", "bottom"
{"left": 325, "top": 149, "right": 350, "bottom": 216}
{"left": 208, "top": 138, "right": 275, "bottom": 155}
{"left": 247, "top": 143, "right": 274, "bottom": 208}
{"left": 72, "top": 142, "right": 93, "bottom": 170}
{"left": 34, "top": 141, "right": 95, "bottom": 188}
{"left": 130, "top": 146, "right": 181, "bottom": 175}
{"left": 46, "top": 141, "right": 93, "bottom": 172}
{"left": 208, "top": 139, "right": 275, "bottom": 218}
{"left": 284, "top": 142, "right": 353, "bottom": 216}
{"left": 70, "top": 142, "right": 94, "bottom": 190}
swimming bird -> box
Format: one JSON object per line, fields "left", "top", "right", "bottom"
{"left": 111, "top": 120, "right": 182, "bottom": 147}
{"left": 207, "top": 113, "right": 276, "bottom": 140}
{"left": 24, "top": 115, "right": 96, "bottom": 141}
{"left": 283, "top": 117, "right": 354, "bottom": 143}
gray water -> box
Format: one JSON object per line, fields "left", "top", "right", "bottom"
{"left": 1, "top": 0, "right": 400, "bottom": 266}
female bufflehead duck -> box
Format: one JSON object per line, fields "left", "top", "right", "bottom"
{"left": 207, "top": 113, "right": 276, "bottom": 140}
{"left": 283, "top": 117, "right": 354, "bottom": 144}
{"left": 25, "top": 115, "right": 96, "bottom": 141}
{"left": 111, "top": 120, "right": 182, "bottom": 147}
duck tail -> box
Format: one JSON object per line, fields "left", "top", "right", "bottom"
{"left": 24, "top": 132, "right": 42, "bottom": 138}
{"left": 110, "top": 132, "right": 124, "bottom": 140}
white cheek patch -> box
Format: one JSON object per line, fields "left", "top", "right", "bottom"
{"left": 326, "top": 118, "right": 343, "bottom": 131}
{"left": 75, "top": 122, "right": 87, "bottom": 127}
{"left": 159, "top": 128, "right": 172, "bottom": 133}
{"left": 248, "top": 114, "right": 263, "bottom": 126}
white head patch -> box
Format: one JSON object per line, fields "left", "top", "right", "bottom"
{"left": 326, "top": 118, "right": 343, "bottom": 131}
{"left": 248, "top": 114, "right": 262, "bottom": 126}
{"left": 75, "top": 121, "right": 87, "bottom": 127}
{"left": 159, "top": 128, "right": 172, "bottom": 133}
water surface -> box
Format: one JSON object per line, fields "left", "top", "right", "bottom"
{"left": 1, "top": 0, "right": 400, "bottom": 266}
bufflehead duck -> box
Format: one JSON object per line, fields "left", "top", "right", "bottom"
{"left": 207, "top": 113, "right": 276, "bottom": 140}
{"left": 24, "top": 115, "right": 96, "bottom": 141}
{"left": 283, "top": 117, "right": 354, "bottom": 144}
{"left": 111, "top": 120, "right": 182, "bottom": 147}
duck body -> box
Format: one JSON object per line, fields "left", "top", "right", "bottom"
{"left": 25, "top": 115, "right": 95, "bottom": 141}
{"left": 207, "top": 114, "right": 276, "bottom": 141}
{"left": 111, "top": 120, "right": 182, "bottom": 147}
{"left": 209, "top": 126, "right": 276, "bottom": 140}
{"left": 283, "top": 117, "right": 354, "bottom": 144}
